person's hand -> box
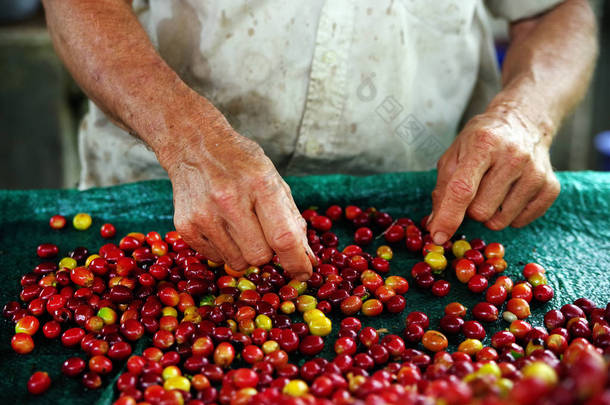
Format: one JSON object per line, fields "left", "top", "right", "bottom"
{"left": 159, "top": 112, "right": 315, "bottom": 280}
{"left": 427, "top": 106, "right": 560, "bottom": 245}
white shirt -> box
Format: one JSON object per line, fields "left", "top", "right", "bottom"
{"left": 78, "top": 0, "right": 563, "bottom": 188}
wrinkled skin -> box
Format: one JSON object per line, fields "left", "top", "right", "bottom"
{"left": 165, "top": 114, "right": 316, "bottom": 280}
{"left": 427, "top": 107, "right": 560, "bottom": 245}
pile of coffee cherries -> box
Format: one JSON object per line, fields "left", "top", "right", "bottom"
{"left": 3, "top": 207, "right": 610, "bottom": 405}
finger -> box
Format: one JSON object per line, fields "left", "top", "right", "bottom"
{"left": 428, "top": 151, "right": 457, "bottom": 230}
{"left": 280, "top": 181, "right": 319, "bottom": 267}
{"left": 224, "top": 209, "right": 274, "bottom": 267}
{"left": 483, "top": 171, "right": 544, "bottom": 230}
{"left": 467, "top": 161, "right": 522, "bottom": 223}
{"left": 255, "top": 188, "right": 312, "bottom": 280}
{"left": 200, "top": 217, "right": 249, "bottom": 271}
{"left": 196, "top": 235, "right": 224, "bottom": 263}
{"left": 511, "top": 175, "right": 560, "bottom": 228}
{"left": 428, "top": 156, "right": 490, "bottom": 245}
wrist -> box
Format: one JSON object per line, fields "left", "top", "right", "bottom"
{"left": 120, "top": 70, "right": 232, "bottom": 171}
{"left": 486, "top": 75, "right": 557, "bottom": 148}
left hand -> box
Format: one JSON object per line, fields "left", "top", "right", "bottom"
{"left": 426, "top": 107, "right": 561, "bottom": 245}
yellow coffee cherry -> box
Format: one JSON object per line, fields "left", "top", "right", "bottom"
{"left": 424, "top": 252, "right": 447, "bottom": 272}
{"left": 59, "top": 257, "right": 77, "bottom": 270}
{"left": 497, "top": 378, "right": 514, "bottom": 396}
{"left": 296, "top": 295, "right": 317, "bottom": 312}
{"left": 283, "top": 379, "right": 309, "bottom": 397}
{"left": 255, "top": 314, "right": 273, "bottom": 331}
{"left": 452, "top": 240, "right": 472, "bottom": 259}
{"left": 161, "top": 366, "right": 182, "bottom": 381}
{"left": 162, "top": 306, "right": 178, "bottom": 317}
{"left": 457, "top": 339, "right": 483, "bottom": 355}
{"left": 207, "top": 260, "right": 222, "bottom": 268}
{"left": 262, "top": 340, "right": 279, "bottom": 354}
{"left": 237, "top": 278, "right": 256, "bottom": 291}
{"left": 73, "top": 213, "right": 92, "bottom": 231}
{"left": 162, "top": 365, "right": 182, "bottom": 380}
{"left": 308, "top": 316, "right": 332, "bottom": 336}
{"left": 288, "top": 280, "right": 308, "bottom": 295}
{"left": 376, "top": 245, "right": 393, "bottom": 260}
{"left": 477, "top": 361, "right": 502, "bottom": 378}
{"left": 303, "top": 309, "right": 325, "bottom": 323}
{"left": 521, "top": 361, "right": 558, "bottom": 386}
{"left": 280, "top": 301, "right": 296, "bottom": 314}
{"left": 163, "top": 375, "right": 191, "bottom": 392}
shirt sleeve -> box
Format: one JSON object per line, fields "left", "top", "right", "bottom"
{"left": 485, "top": 0, "right": 564, "bottom": 22}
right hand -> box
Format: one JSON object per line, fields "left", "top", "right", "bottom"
{"left": 159, "top": 112, "right": 315, "bottom": 280}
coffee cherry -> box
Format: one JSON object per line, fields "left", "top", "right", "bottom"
{"left": 468, "top": 275, "right": 488, "bottom": 293}
{"left": 354, "top": 227, "right": 373, "bottom": 245}
{"left": 506, "top": 298, "right": 531, "bottom": 319}
{"left": 472, "top": 302, "right": 499, "bottom": 322}
{"left": 422, "top": 330, "right": 448, "bottom": 352}
{"left": 431, "top": 280, "right": 450, "bottom": 297}
{"left": 73, "top": 213, "right": 92, "bottom": 230}
{"left": 37, "top": 243, "right": 59, "bottom": 259}
{"left": 462, "top": 321, "right": 486, "bottom": 340}
{"left": 533, "top": 284, "right": 554, "bottom": 302}
{"left": 455, "top": 259, "right": 476, "bottom": 283}
{"left": 100, "top": 223, "right": 116, "bottom": 238}
{"left": 62, "top": 357, "right": 87, "bottom": 377}
{"left": 484, "top": 242, "right": 504, "bottom": 259}
{"left": 12, "top": 333, "right": 34, "bottom": 354}
{"left": 27, "top": 371, "right": 51, "bottom": 395}
{"left": 49, "top": 215, "right": 67, "bottom": 229}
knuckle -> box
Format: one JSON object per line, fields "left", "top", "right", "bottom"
{"left": 191, "top": 211, "right": 214, "bottom": 230}
{"left": 525, "top": 167, "right": 547, "bottom": 189}
{"left": 506, "top": 148, "right": 529, "bottom": 170}
{"left": 174, "top": 216, "right": 195, "bottom": 239}
{"left": 253, "top": 172, "right": 281, "bottom": 195}
{"left": 547, "top": 177, "right": 561, "bottom": 199}
{"left": 270, "top": 230, "right": 299, "bottom": 253}
{"left": 467, "top": 203, "right": 494, "bottom": 222}
{"left": 245, "top": 248, "right": 273, "bottom": 267}
{"left": 447, "top": 178, "right": 475, "bottom": 203}
{"left": 472, "top": 130, "right": 499, "bottom": 154}
{"left": 431, "top": 189, "right": 442, "bottom": 203}
{"left": 210, "top": 189, "right": 238, "bottom": 211}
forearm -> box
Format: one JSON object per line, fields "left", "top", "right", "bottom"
{"left": 42, "top": 0, "right": 223, "bottom": 167}
{"left": 489, "top": 0, "right": 597, "bottom": 145}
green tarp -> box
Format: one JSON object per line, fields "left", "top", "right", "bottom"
{"left": 0, "top": 170, "right": 609, "bottom": 404}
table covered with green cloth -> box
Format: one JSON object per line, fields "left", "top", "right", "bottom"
{"left": 1, "top": 171, "right": 609, "bottom": 404}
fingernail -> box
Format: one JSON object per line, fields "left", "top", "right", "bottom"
{"left": 304, "top": 243, "right": 318, "bottom": 267}
{"left": 426, "top": 212, "right": 434, "bottom": 227}
{"left": 432, "top": 231, "right": 448, "bottom": 245}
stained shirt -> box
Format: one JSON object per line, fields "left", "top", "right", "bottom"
{"left": 78, "top": 0, "right": 563, "bottom": 188}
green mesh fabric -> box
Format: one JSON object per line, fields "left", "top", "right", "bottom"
{"left": 0, "top": 170, "right": 609, "bottom": 404}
